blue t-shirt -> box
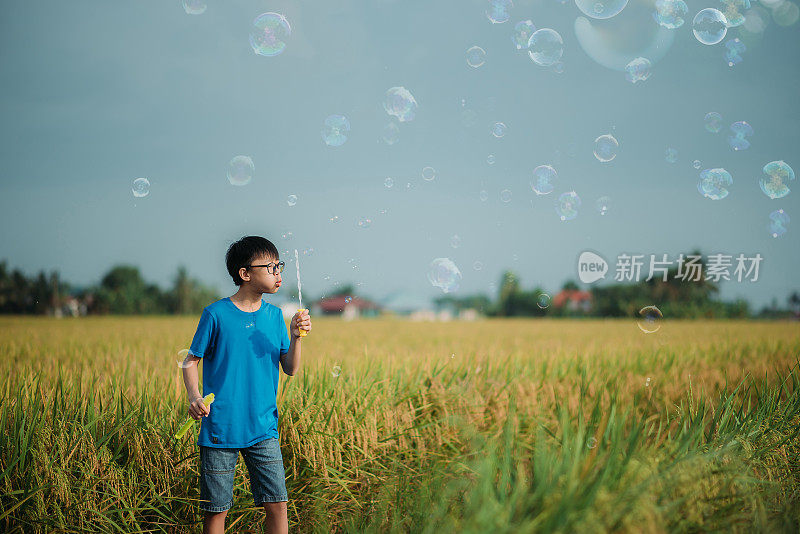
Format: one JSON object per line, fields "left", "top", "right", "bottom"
{"left": 189, "top": 297, "right": 291, "bottom": 448}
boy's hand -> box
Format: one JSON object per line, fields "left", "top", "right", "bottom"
{"left": 189, "top": 396, "right": 210, "bottom": 421}
{"left": 291, "top": 309, "right": 312, "bottom": 338}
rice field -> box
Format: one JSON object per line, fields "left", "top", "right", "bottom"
{"left": 1, "top": 316, "right": 799, "bottom": 533}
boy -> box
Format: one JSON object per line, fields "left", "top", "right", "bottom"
{"left": 180, "top": 236, "right": 311, "bottom": 534}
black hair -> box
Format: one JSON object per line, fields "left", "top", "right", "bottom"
{"left": 225, "top": 236, "right": 280, "bottom": 286}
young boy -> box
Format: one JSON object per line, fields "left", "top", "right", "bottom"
{"left": 180, "top": 236, "right": 311, "bottom": 534}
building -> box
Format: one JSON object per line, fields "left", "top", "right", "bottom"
{"left": 312, "top": 295, "right": 382, "bottom": 320}
{"left": 552, "top": 289, "right": 593, "bottom": 313}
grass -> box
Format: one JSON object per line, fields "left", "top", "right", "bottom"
{"left": 0, "top": 316, "right": 798, "bottom": 532}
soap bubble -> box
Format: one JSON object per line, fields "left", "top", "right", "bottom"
{"left": 556, "top": 191, "right": 581, "bottom": 220}
{"left": 500, "top": 189, "right": 512, "bottom": 203}
{"left": 653, "top": 0, "right": 688, "bottom": 28}
{"left": 697, "top": 168, "right": 733, "bottom": 200}
{"left": 537, "top": 293, "right": 552, "bottom": 309}
{"left": 422, "top": 166, "right": 436, "bottom": 181}
{"left": 575, "top": 0, "right": 630, "bottom": 19}
{"left": 384, "top": 177, "right": 394, "bottom": 189}
{"left": 665, "top": 147, "right": 678, "bottom": 163}
{"left": 552, "top": 61, "right": 565, "bottom": 73}
{"left": 331, "top": 365, "right": 342, "bottom": 377}
{"left": 637, "top": 305, "right": 663, "bottom": 333}
{"left": 466, "top": 46, "right": 487, "bottom": 68}
{"left": 450, "top": 234, "right": 462, "bottom": 248}
{"left": 491, "top": 122, "right": 507, "bottom": 138}
{"left": 760, "top": 160, "right": 794, "bottom": 199}
{"left": 724, "top": 38, "right": 746, "bottom": 66}
{"left": 182, "top": 0, "right": 207, "bottom": 15}
{"left": 693, "top": 159, "right": 702, "bottom": 169}
{"left": 773, "top": 1, "right": 800, "bottom": 26}
{"left": 768, "top": 209, "right": 789, "bottom": 238}
{"left": 693, "top": 8, "right": 728, "bottom": 45}
{"left": 287, "top": 194, "right": 297, "bottom": 207}
{"left": 596, "top": 196, "right": 612, "bottom": 215}
{"left": 625, "top": 57, "right": 652, "bottom": 83}
{"left": 594, "top": 134, "right": 619, "bottom": 162}
{"left": 249, "top": 13, "right": 291, "bottom": 57}
{"left": 704, "top": 112, "right": 723, "bottom": 133}
{"left": 329, "top": 215, "right": 340, "bottom": 223}
{"left": 531, "top": 165, "right": 557, "bottom": 195}
{"left": 473, "top": 261, "right": 484, "bottom": 271}
{"left": 728, "top": 121, "right": 753, "bottom": 151}
{"left": 282, "top": 231, "right": 293, "bottom": 240}
{"left": 480, "top": 190, "right": 489, "bottom": 202}
{"left": 383, "top": 87, "right": 418, "bottom": 122}
{"left": 587, "top": 437, "right": 598, "bottom": 448}
{"left": 132, "top": 177, "right": 150, "bottom": 198}
{"left": 512, "top": 20, "right": 536, "bottom": 49}
{"left": 487, "top": 154, "right": 496, "bottom": 165}
{"left": 719, "top": 0, "right": 750, "bottom": 27}
{"left": 227, "top": 156, "right": 254, "bottom": 186}
{"left": 486, "top": 0, "right": 513, "bottom": 23}
{"left": 176, "top": 349, "right": 196, "bottom": 368}
{"left": 322, "top": 115, "right": 350, "bottom": 147}
{"left": 381, "top": 122, "right": 400, "bottom": 145}
{"left": 528, "top": 29, "right": 564, "bottom": 66}
{"left": 428, "top": 258, "right": 462, "bottom": 293}
{"left": 645, "top": 377, "right": 652, "bottom": 387}
{"left": 357, "top": 217, "right": 372, "bottom": 228}
{"left": 743, "top": 6, "right": 770, "bottom": 32}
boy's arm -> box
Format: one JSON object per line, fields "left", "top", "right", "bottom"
{"left": 182, "top": 355, "right": 203, "bottom": 401}
{"left": 280, "top": 335, "right": 301, "bottom": 376}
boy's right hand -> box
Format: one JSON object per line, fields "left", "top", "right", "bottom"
{"left": 189, "top": 396, "right": 210, "bottom": 421}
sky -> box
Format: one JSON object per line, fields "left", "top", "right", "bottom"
{"left": 0, "top": 0, "right": 798, "bottom": 311}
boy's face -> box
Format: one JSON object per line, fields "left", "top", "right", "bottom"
{"left": 239, "top": 254, "right": 283, "bottom": 294}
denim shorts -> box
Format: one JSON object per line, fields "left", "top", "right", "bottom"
{"left": 199, "top": 437, "right": 288, "bottom": 513}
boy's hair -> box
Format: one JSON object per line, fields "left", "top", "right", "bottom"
{"left": 225, "top": 236, "right": 280, "bottom": 286}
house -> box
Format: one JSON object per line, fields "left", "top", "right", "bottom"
{"left": 552, "top": 289, "right": 593, "bottom": 313}
{"left": 312, "top": 295, "right": 382, "bottom": 320}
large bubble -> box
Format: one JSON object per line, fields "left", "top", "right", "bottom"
{"left": 768, "top": 209, "right": 790, "bottom": 238}
{"left": 132, "top": 177, "right": 150, "bottom": 198}
{"left": 227, "top": 156, "right": 254, "bottom": 186}
{"left": 512, "top": 20, "right": 536, "bottom": 49}
{"left": 427, "top": 258, "right": 462, "bottom": 293}
{"left": 653, "top": 0, "right": 688, "bottom": 28}
{"left": 322, "top": 115, "right": 350, "bottom": 147}
{"left": 531, "top": 165, "right": 557, "bottom": 195}
{"left": 697, "top": 168, "right": 733, "bottom": 200}
{"left": 528, "top": 29, "right": 564, "bottom": 66}
{"left": 760, "top": 160, "right": 794, "bottom": 199}
{"left": 466, "top": 46, "right": 487, "bottom": 68}
{"left": 576, "top": 0, "right": 630, "bottom": 19}
{"left": 556, "top": 191, "right": 581, "bottom": 220}
{"left": 594, "top": 134, "right": 619, "bottom": 162}
{"left": 249, "top": 13, "right": 291, "bottom": 57}
{"left": 692, "top": 8, "right": 728, "bottom": 45}
{"left": 383, "top": 87, "right": 418, "bottom": 122}
{"left": 719, "top": 0, "right": 750, "bottom": 27}
{"left": 625, "top": 57, "right": 652, "bottom": 82}
{"left": 704, "top": 112, "right": 723, "bottom": 133}
{"left": 486, "top": 0, "right": 513, "bottom": 23}
{"left": 728, "top": 121, "right": 753, "bottom": 151}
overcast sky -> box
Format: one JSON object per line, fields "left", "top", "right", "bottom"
{"left": 1, "top": 0, "right": 798, "bottom": 311}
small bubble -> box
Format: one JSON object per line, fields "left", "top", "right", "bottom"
{"left": 331, "top": 365, "right": 342, "bottom": 377}
{"left": 287, "top": 194, "right": 297, "bottom": 207}
{"left": 587, "top": 437, "right": 597, "bottom": 449}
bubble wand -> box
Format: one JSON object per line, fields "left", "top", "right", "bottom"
{"left": 173, "top": 392, "right": 215, "bottom": 440}
{"left": 294, "top": 249, "right": 308, "bottom": 337}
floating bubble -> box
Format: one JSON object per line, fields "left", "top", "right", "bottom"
{"left": 322, "top": 115, "right": 350, "bottom": 147}
{"left": 594, "top": 134, "right": 619, "bottom": 162}
{"left": 768, "top": 209, "right": 789, "bottom": 238}
{"left": 552, "top": 61, "right": 565, "bottom": 73}
{"left": 282, "top": 231, "right": 293, "bottom": 240}
{"left": 466, "top": 46, "right": 487, "bottom": 68}
{"left": 329, "top": 215, "right": 340, "bottom": 223}
{"left": 724, "top": 38, "right": 746, "bottom": 66}
{"left": 537, "top": 293, "right": 552, "bottom": 308}
{"left": 422, "top": 166, "right": 436, "bottom": 181}
{"left": 625, "top": 56, "right": 652, "bottom": 83}
{"left": 331, "top": 365, "right": 342, "bottom": 377}
{"left": 249, "top": 13, "right": 291, "bottom": 57}
{"left": 760, "top": 161, "right": 794, "bottom": 199}
{"left": 357, "top": 217, "right": 372, "bottom": 229}
{"left": 383, "top": 87, "right": 418, "bottom": 122}
{"left": 492, "top": 122, "right": 508, "bottom": 138}
{"left": 486, "top": 0, "right": 513, "bottom": 23}
{"left": 704, "top": 112, "right": 723, "bottom": 133}
{"left": 697, "top": 168, "right": 733, "bottom": 200}
{"left": 665, "top": 147, "right": 678, "bottom": 163}
{"left": 637, "top": 305, "right": 663, "bottom": 333}
{"left": 587, "top": 437, "right": 598, "bottom": 448}
{"left": 512, "top": 20, "right": 536, "bottom": 49}
{"left": 645, "top": 376, "right": 652, "bottom": 387}
{"left": 500, "top": 189, "right": 512, "bottom": 202}
{"left": 576, "top": 0, "right": 630, "bottom": 19}
{"left": 451, "top": 235, "right": 462, "bottom": 248}
{"left": 719, "top": 0, "right": 750, "bottom": 27}
{"left": 287, "top": 194, "right": 297, "bottom": 207}
{"left": 132, "top": 177, "right": 150, "bottom": 198}
{"left": 528, "top": 29, "right": 564, "bottom": 66}
{"left": 487, "top": 154, "right": 496, "bottom": 165}
{"left": 556, "top": 191, "right": 581, "bottom": 220}
{"left": 653, "top": 0, "right": 688, "bottom": 28}
{"left": 176, "top": 349, "right": 195, "bottom": 368}
{"left": 384, "top": 177, "right": 394, "bottom": 189}
{"left": 743, "top": 5, "right": 770, "bottom": 32}
{"left": 381, "top": 122, "right": 400, "bottom": 145}
{"left": 693, "top": 159, "right": 702, "bottom": 169}
{"left": 728, "top": 121, "right": 753, "bottom": 151}
{"left": 428, "top": 258, "right": 462, "bottom": 293}
{"left": 182, "top": 0, "right": 207, "bottom": 15}
{"left": 531, "top": 165, "right": 557, "bottom": 195}
{"left": 693, "top": 8, "right": 728, "bottom": 45}
{"left": 596, "top": 196, "right": 612, "bottom": 215}
{"left": 773, "top": 1, "right": 800, "bottom": 26}
{"left": 480, "top": 190, "right": 489, "bottom": 202}
{"left": 227, "top": 156, "right": 254, "bottom": 186}
{"left": 473, "top": 261, "right": 484, "bottom": 271}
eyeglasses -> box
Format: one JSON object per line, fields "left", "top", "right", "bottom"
{"left": 246, "top": 261, "right": 285, "bottom": 275}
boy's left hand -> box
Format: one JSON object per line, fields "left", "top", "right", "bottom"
{"left": 291, "top": 309, "right": 312, "bottom": 338}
